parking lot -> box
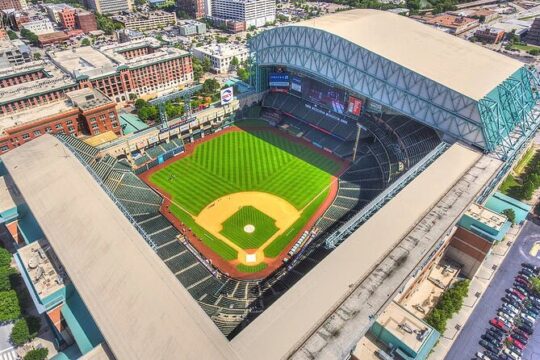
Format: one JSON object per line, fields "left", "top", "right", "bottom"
{"left": 445, "top": 219, "right": 540, "bottom": 360}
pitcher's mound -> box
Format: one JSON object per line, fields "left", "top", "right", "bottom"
{"left": 244, "top": 224, "right": 255, "bottom": 233}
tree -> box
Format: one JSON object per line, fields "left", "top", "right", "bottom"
{"left": 33, "top": 53, "right": 41, "bottom": 60}
{"left": 202, "top": 78, "right": 220, "bottom": 95}
{"left": 230, "top": 56, "right": 239, "bottom": 70}
{"left": 528, "top": 48, "right": 540, "bottom": 56}
{"left": 0, "top": 267, "right": 19, "bottom": 292}
{"left": 237, "top": 67, "right": 250, "bottom": 82}
{"left": 10, "top": 316, "right": 41, "bottom": 346}
{"left": 7, "top": 30, "right": 18, "bottom": 40}
{"left": 96, "top": 13, "right": 123, "bottom": 35}
{"left": 23, "top": 348, "right": 48, "bottom": 360}
{"left": 20, "top": 29, "right": 39, "bottom": 46}
{"left": 81, "top": 38, "right": 91, "bottom": 46}
{"left": 502, "top": 208, "right": 516, "bottom": 224}
{"left": 0, "top": 290, "right": 21, "bottom": 322}
{"left": 531, "top": 276, "right": 540, "bottom": 295}
{"left": 134, "top": 99, "right": 148, "bottom": 110}
{"left": 192, "top": 57, "right": 203, "bottom": 81}
{"left": 0, "top": 248, "right": 11, "bottom": 268}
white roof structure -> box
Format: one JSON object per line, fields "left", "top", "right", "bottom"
{"left": 231, "top": 143, "right": 481, "bottom": 359}
{"left": 296, "top": 9, "right": 522, "bottom": 100}
{"left": 2, "top": 135, "right": 237, "bottom": 360}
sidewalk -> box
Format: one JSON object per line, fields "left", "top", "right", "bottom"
{"left": 429, "top": 224, "right": 523, "bottom": 359}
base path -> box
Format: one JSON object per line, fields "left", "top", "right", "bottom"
{"left": 195, "top": 191, "right": 300, "bottom": 265}
{"left": 139, "top": 124, "right": 349, "bottom": 280}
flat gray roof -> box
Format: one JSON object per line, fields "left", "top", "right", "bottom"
{"left": 231, "top": 143, "right": 481, "bottom": 359}
{"left": 2, "top": 135, "right": 238, "bottom": 360}
{"left": 296, "top": 10, "right": 522, "bottom": 100}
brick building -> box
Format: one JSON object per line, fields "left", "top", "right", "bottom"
{"left": 0, "top": 60, "right": 78, "bottom": 115}
{"left": 0, "top": 87, "right": 119, "bottom": 153}
{"left": 50, "top": 38, "right": 193, "bottom": 103}
{"left": 58, "top": 7, "right": 76, "bottom": 29}
{"left": 0, "top": 0, "right": 25, "bottom": 11}
{"left": 474, "top": 27, "right": 505, "bottom": 44}
{"left": 177, "top": 0, "right": 204, "bottom": 19}
{"left": 424, "top": 14, "right": 479, "bottom": 34}
{"left": 75, "top": 10, "right": 97, "bottom": 33}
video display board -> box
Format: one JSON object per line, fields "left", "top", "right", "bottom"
{"left": 301, "top": 77, "right": 347, "bottom": 114}
{"left": 291, "top": 76, "right": 302, "bottom": 93}
{"left": 347, "top": 96, "right": 363, "bottom": 116}
{"left": 269, "top": 73, "right": 290, "bottom": 87}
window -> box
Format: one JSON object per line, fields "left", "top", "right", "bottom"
{"left": 92, "top": 123, "right": 98, "bottom": 129}
{"left": 99, "top": 114, "right": 106, "bottom": 120}
{"left": 55, "top": 124, "right": 62, "bottom": 129}
{"left": 66, "top": 120, "right": 73, "bottom": 125}
{"left": 68, "top": 126, "right": 75, "bottom": 132}
{"left": 109, "top": 112, "right": 115, "bottom": 118}
{"left": 90, "top": 117, "right": 96, "bottom": 123}
{"left": 0, "top": 145, "right": 8, "bottom": 152}
{"left": 22, "top": 133, "right": 30, "bottom": 140}
{"left": 112, "top": 122, "right": 118, "bottom": 128}
{"left": 33, "top": 130, "right": 41, "bottom": 136}
{"left": 45, "top": 127, "right": 52, "bottom": 133}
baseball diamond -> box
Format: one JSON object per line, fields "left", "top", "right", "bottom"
{"left": 146, "top": 125, "right": 343, "bottom": 274}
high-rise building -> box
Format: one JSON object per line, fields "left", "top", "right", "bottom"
{"left": 85, "top": 0, "right": 133, "bottom": 15}
{"left": 176, "top": 0, "right": 204, "bottom": 19}
{"left": 211, "top": 0, "right": 275, "bottom": 29}
{"left": 526, "top": 17, "right": 540, "bottom": 46}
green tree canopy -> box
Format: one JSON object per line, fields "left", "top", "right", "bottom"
{"left": 0, "top": 290, "right": 21, "bottom": 322}
{"left": 502, "top": 208, "right": 516, "bottom": 224}
{"left": 23, "top": 348, "right": 48, "bottom": 360}
{"left": 10, "top": 316, "right": 42, "bottom": 346}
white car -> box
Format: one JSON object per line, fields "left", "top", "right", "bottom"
{"left": 520, "top": 312, "right": 535, "bottom": 323}
{"left": 504, "top": 348, "right": 521, "bottom": 360}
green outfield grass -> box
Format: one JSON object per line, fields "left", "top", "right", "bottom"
{"left": 220, "top": 206, "right": 278, "bottom": 249}
{"left": 148, "top": 126, "right": 340, "bottom": 265}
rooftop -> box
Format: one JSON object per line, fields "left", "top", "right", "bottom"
{"left": 66, "top": 88, "right": 114, "bottom": 111}
{"left": 0, "top": 175, "right": 23, "bottom": 215}
{"left": 2, "top": 135, "right": 236, "bottom": 360}
{"left": 464, "top": 202, "right": 507, "bottom": 231}
{"left": 112, "top": 10, "right": 175, "bottom": 22}
{"left": 376, "top": 302, "right": 434, "bottom": 353}
{"left": 424, "top": 14, "right": 479, "bottom": 29}
{"left": 17, "top": 239, "right": 66, "bottom": 300}
{"left": 295, "top": 9, "right": 523, "bottom": 100}
{"left": 0, "top": 61, "right": 76, "bottom": 106}
{"left": 0, "top": 100, "right": 74, "bottom": 134}
{"left": 49, "top": 46, "right": 117, "bottom": 80}
{"left": 193, "top": 43, "right": 249, "bottom": 58}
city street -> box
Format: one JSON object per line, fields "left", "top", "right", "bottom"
{"left": 444, "top": 220, "right": 540, "bottom": 360}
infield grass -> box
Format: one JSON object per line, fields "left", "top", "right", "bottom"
{"left": 220, "top": 206, "right": 278, "bottom": 249}
{"left": 148, "top": 126, "right": 340, "bottom": 263}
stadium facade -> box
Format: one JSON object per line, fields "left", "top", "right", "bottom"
{"left": 1, "top": 9, "right": 539, "bottom": 360}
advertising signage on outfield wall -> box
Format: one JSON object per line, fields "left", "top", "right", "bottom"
{"left": 221, "top": 87, "right": 234, "bottom": 106}
{"left": 269, "top": 73, "right": 290, "bottom": 87}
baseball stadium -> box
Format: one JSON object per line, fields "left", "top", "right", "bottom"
{"left": 1, "top": 9, "right": 540, "bottom": 360}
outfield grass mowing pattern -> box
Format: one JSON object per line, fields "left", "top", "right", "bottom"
{"left": 220, "top": 206, "right": 278, "bottom": 249}
{"left": 149, "top": 128, "right": 340, "bottom": 264}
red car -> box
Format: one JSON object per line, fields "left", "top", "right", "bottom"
{"left": 516, "top": 276, "right": 531, "bottom": 286}
{"left": 507, "top": 336, "right": 525, "bottom": 350}
{"left": 490, "top": 318, "right": 510, "bottom": 332}
{"left": 511, "top": 289, "right": 526, "bottom": 300}
{"left": 513, "top": 328, "right": 530, "bottom": 339}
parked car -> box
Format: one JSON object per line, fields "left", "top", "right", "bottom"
{"left": 479, "top": 339, "right": 500, "bottom": 353}
{"left": 512, "top": 328, "right": 529, "bottom": 340}
{"left": 503, "top": 348, "right": 521, "bottom": 360}
{"left": 507, "top": 343, "right": 523, "bottom": 356}
{"left": 507, "top": 336, "right": 525, "bottom": 350}
{"left": 490, "top": 318, "right": 510, "bottom": 332}
{"left": 520, "top": 312, "right": 536, "bottom": 324}
{"left": 522, "top": 262, "right": 540, "bottom": 273}
{"left": 518, "top": 323, "right": 534, "bottom": 335}
{"left": 481, "top": 333, "right": 501, "bottom": 347}
{"left": 500, "top": 305, "right": 519, "bottom": 317}
{"left": 509, "top": 289, "right": 526, "bottom": 301}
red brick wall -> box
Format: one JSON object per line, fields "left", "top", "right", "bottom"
{"left": 75, "top": 12, "right": 97, "bottom": 33}
{"left": 80, "top": 103, "right": 121, "bottom": 136}
{"left": 449, "top": 227, "right": 492, "bottom": 262}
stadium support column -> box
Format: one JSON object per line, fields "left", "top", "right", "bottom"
{"left": 352, "top": 123, "right": 362, "bottom": 162}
